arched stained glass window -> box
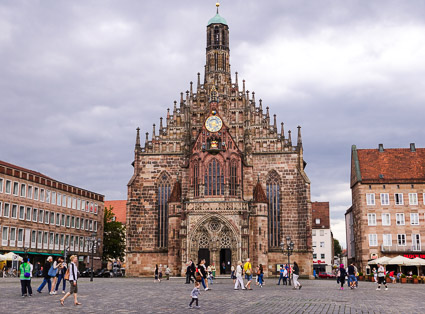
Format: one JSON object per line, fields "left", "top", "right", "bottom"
{"left": 230, "top": 161, "right": 237, "bottom": 196}
{"left": 266, "top": 172, "right": 280, "bottom": 247}
{"left": 158, "top": 173, "right": 171, "bottom": 248}
{"left": 204, "top": 159, "right": 224, "bottom": 196}
{"left": 194, "top": 162, "right": 200, "bottom": 197}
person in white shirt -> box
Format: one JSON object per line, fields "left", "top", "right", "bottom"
{"left": 234, "top": 261, "right": 245, "bottom": 290}
{"left": 60, "top": 255, "right": 81, "bottom": 306}
{"left": 376, "top": 263, "right": 388, "bottom": 291}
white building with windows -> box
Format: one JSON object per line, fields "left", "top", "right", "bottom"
{"left": 347, "top": 144, "right": 425, "bottom": 273}
{"left": 312, "top": 202, "right": 334, "bottom": 274}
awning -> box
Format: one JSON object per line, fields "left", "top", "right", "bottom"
{"left": 12, "top": 251, "right": 63, "bottom": 257}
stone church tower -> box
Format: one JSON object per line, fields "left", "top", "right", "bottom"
{"left": 127, "top": 4, "right": 313, "bottom": 277}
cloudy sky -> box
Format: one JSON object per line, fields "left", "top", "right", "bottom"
{"left": 2, "top": 0, "right": 425, "bottom": 247}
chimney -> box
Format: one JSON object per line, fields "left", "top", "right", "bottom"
{"left": 378, "top": 144, "right": 384, "bottom": 152}
{"left": 410, "top": 143, "right": 416, "bottom": 152}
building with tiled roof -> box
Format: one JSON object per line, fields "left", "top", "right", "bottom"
{"left": 312, "top": 202, "right": 334, "bottom": 273}
{"left": 347, "top": 144, "right": 425, "bottom": 274}
{"left": 105, "top": 200, "right": 126, "bottom": 225}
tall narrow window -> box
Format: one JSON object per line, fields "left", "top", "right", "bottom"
{"left": 204, "top": 159, "right": 224, "bottom": 196}
{"left": 267, "top": 172, "right": 280, "bottom": 247}
{"left": 230, "top": 161, "right": 237, "bottom": 196}
{"left": 194, "top": 162, "right": 199, "bottom": 197}
{"left": 158, "top": 174, "right": 171, "bottom": 248}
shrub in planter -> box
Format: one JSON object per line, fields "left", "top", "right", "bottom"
{"left": 401, "top": 274, "right": 407, "bottom": 283}
{"left": 413, "top": 275, "right": 418, "bottom": 284}
{"left": 359, "top": 272, "right": 364, "bottom": 280}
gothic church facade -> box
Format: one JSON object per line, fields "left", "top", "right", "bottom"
{"left": 126, "top": 5, "right": 313, "bottom": 277}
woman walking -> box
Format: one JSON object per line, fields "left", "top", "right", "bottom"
{"left": 55, "top": 258, "right": 67, "bottom": 294}
{"left": 50, "top": 258, "right": 60, "bottom": 295}
{"left": 37, "top": 256, "right": 52, "bottom": 293}
{"left": 19, "top": 257, "right": 32, "bottom": 297}
{"left": 234, "top": 261, "right": 245, "bottom": 290}
{"left": 230, "top": 265, "right": 236, "bottom": 284}
{"left": 60, "top": 255, "right": 81, "bottom": 306}
{"left": 258, "top": 264, "right": 264, "bottom": 288}
{"left": 154, "top": 264, "right": 159, "bottom": 282}
{"left": 292, "top": 261, "right": 302, "bottom": 290}
{"left": 338, "top": 264, "right": 347, "bottom": 290}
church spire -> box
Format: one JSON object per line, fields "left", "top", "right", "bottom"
{"left": 135, "top": 127, "right": 140, "bottom": 148}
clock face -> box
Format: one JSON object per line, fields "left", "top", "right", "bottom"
{"left": 205, "top": 116, "right": 223, "bottom": 133}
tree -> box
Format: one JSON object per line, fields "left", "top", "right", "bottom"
{"left": 102, "top": 205, "right": 126, "bottom": 262}
{"left": 334, "top": 238, "right": 342, "bottom": 257}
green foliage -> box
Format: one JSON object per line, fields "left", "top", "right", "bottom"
{"left": 102, "top": 205, "right": 126, "bottom": 262}
{"left": 333, "top": 239, "right": 342, "bottom": 256}
{"left": 401, "top": 274, "right": 406, "bottom": 278}
{"left": 412, "top": 274, "right": 417, "bottom": 279}
{"left": 359, "top": 272, "right": 363, "bottom": 276}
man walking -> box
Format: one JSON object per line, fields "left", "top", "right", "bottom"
{"left": 376, "top": 263, "right": 388, "bottom": 291}
{"left": 277, "top": 265, "right": 287, "bottom": 285}
{"left": 234, "top": 261, "right": 245, "bottom": 290}
{"left": 243, "top": 258, "right": 253, "bottom": 290}
{"left": 37, "top": 256, "right": 52, "bottom": 293}
{"left": 348, "top": 263, "right": 356, "bottom": 289}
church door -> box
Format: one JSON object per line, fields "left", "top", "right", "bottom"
{"left": 220, "top": 248, "right": 231, "bottom": 274}
{"left": 198, "top": 248, "right": 210, "bottom": 266}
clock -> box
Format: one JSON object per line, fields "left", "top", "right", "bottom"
{"left": 205, "top": 116, "right": 223, "bottom": 133}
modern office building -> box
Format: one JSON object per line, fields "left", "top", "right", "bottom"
{"left": 0, "top": 160, "right": 104, "bottom": 269}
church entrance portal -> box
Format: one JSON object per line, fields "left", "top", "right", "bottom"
{"left": 198, "top": 248, "right": 210, "bottom": 266}
{"left": 220, "top": 248, "right": 231, "bottom": 274}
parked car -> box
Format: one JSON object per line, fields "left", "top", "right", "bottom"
{"left": 318, "top": 272, "right": 335, "bottom": 279}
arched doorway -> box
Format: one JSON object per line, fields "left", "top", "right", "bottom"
{"left": 189, "top": 215, "right": 240, "bottom": 273}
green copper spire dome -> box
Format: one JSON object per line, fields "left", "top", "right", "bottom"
{"left": 208, "top": 2, "right": 227, "bottom": 26}
{"left": 208, "top": 13, "right": 227, "bottom": 26}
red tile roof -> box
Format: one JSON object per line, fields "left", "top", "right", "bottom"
{"left": 312, "top": 202, "right": 330, "bottom": 229}
{"left": 105, "top": 200, "right": 126, "bottom": 224}
{"left": 355, "top": 147, "right": 425, "bottom": 184}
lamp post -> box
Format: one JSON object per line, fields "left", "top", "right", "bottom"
{"left": 88, "top": 232, "right": 101, "bottom": 282}
{"left": 280, "top": 236, "right": 295, "bottom": 286}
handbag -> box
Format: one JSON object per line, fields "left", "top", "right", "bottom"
{"left": 48, "top": 265, "right": 58, "bottom": 277}
{"left": 24, "top": 272, "right": 31, "bottom": 278}
{"left": 64, "top": 267, "right": 70, "bottom": 280}
{"left": 245, "top": 269, "right": 251, "bottom": 276}
{"left": 195, "top": 268, "right": 202, "bottom": 282}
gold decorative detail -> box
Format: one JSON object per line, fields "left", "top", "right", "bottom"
{"left": 205, "top": 116, "right": 223, "bottom": 133}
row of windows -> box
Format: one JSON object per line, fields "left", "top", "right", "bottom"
{"left": 367, "top": 212, "right": 423, "bottom": 226}
{"left": 312, "top": 229, "right": 326, "bottom": 236}
{"left": 0, "top": 177, "right": 98, "bottom": 215}
{"left": 366, "top": 193, "right": 425, "bottom": 206}
{"left": 0, "top": 202, "right": 97, "bottom": 231}
{"left": 369, "top": 233, "right": 421, "bottom": 250}
{"left": 312, "top": 241, "right": 326, "bottom": 248}
{"left": 313, "top": 253, "right": 326, "bottom": 259}
{"left": 1, "top": 226, "right": 97, "bottom": 253}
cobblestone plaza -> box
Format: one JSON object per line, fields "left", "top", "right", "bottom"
{"left": 1, "top": 277, "right": 424, "bottom": 313}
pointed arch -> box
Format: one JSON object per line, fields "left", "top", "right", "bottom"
{"left": 266, "top": 170, "right": 281, "bottom": 247}
{"left": 229, "top": 159, "right": 238, "bottom": 196}
{"left": 157, "top": 171, "right": 171, "bottom": 248}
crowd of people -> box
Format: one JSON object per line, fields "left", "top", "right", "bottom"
{"left": 15, "top": 255, "right": 81, "bottom": 306}
{"left": 337, "top": 262, "right": 392, "bottom": 291}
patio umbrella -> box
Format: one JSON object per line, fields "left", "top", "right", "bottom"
{"left": 368, "top": 256, "right": 391, "bottom": 265}
{"left": 3, "top": 252, "right": 23, "bottom": 262}
{"left": 0, "top": 254, "right": 6, "bottom": 261}
{"left": 386, "top": 255, "right": 411, "bottom": 266}
{"left": 411, "top": 258, "right": 425, "bottom": 266}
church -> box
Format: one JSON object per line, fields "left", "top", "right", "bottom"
{"left": 126, "top": 3, "right": 313, "bottom": 278}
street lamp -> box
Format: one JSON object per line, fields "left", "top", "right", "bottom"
{"left": 88, "top": 232, "right": 101, "bottom": 282}
{"left": 280, "top": 236, "right": 295, "bottom": 286}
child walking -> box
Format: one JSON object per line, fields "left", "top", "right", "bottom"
{"left": 189, "top": 282, "right": 201, "bottom": 309}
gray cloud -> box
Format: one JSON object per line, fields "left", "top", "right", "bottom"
{"left": 1, "top": 0, "right": 425, "bottom": 246}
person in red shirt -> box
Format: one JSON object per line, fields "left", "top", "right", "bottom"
{"left": 389, "top": 270, "right": 396, "bottom": 284}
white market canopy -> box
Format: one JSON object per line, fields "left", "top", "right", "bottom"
{"left": 0, "top": 254, "right": 6, "bottom": 261}
{"left": 411, "top": 257, "right": 425, "bottom": 266}
{"left": 2, "top": 252, "right": 23, "bottom": 262}
{"left": 368, "top": 256, "right": 392, "bottom": 265}
{"left": 387, "top": 255, "right": 412, "bottom": 266}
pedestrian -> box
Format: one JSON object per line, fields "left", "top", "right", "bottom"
{"left": 231, "top": 265, "right": 236, "bottom": 284}
{"left": 389, "top": 270, "right": 396, "bottom": 284}
{"left": 372, "top": 267, "right": 377, "bottom": 283}
{"left": 185, "top": 261, "right": 192, "bottom": 284}
{"left": 396, "top": 271, "right": 401, "bottom": 283}
{"left": 159, "top": 264, "right": 163, "bottom": 282}
{"left": 60, "top": 255, "right": 81, "bottom": 306}
{"left": 338, "top": 264, "right": 346, "bottom": 290}
{"left": 34, "top": 262, "right": 40, "bottom": 278}
{"left": 234, "top": 261, "right": 245, "bottom": 290}
{"left": 211, "top": 264, "right": 216, "bottom": 278}
{"left": 207, "top": 266, "right": 213, "bottom": 286}
{"left": 188, "top": 281, "right": 201, "bottom": 309}
{"left": 50, "top": 257, "right": 60, "bottom": 295}
{"left": 19, "top": 257, "right": 32, "bottom": 297}
{"left": 243, "top": 258, "right": 253, "bottom": 290}
{"left": 165, "top": 265, "right": 171, "bottom": 280}
{"left": 292, "top": 261, "right": 302, "bottom": 290}
{"left": 221, "top": 261, "right": 226, "bottom": 275}
{"left": 199, "top": 259, "right": 209, "bottom": 290}
{"left": 37, "top": 256, "right": 53, "bottom": 293}
{"left": 55, "top": 258, "right": 67, "bottom": 294}
{"left": 255, "top": 266, "right": 260, "bottom": 286}
{"left": 348, "top": 263, "right": 356, "bottom": 289}
{"left": 154, "top": 264, "right": 159, "bottom": 282}
{"left": 376, "top": 263, "right": 388, "bottom": 291}
{"left": 258, "top": 264, "right": 264, "bottom": 288}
